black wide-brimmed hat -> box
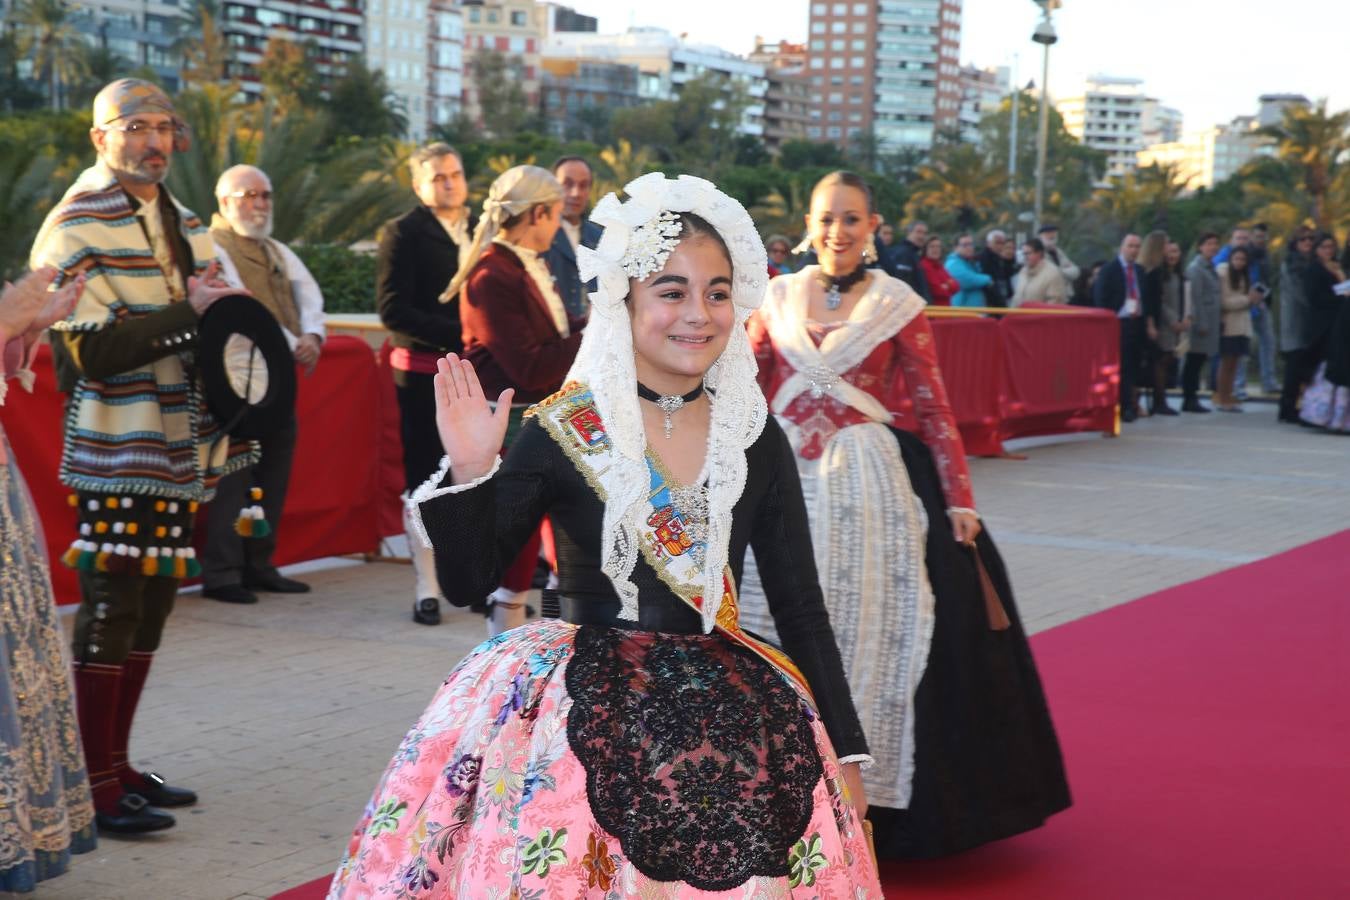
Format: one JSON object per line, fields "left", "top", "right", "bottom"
{"left": 197, "top": 294, "right": 296, "bottom": 440}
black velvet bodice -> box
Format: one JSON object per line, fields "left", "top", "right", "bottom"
{"left": 418, "top": 415, "right": 868, "bottom": 758}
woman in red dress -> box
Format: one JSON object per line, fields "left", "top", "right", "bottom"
{"left": 918, "top": 234, "right": 959, "bottom": 306}
{"left": 740, "top": 171, "right": 1071, "bottom": 859}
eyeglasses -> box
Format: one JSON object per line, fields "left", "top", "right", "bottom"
{"left": 226, "top": 189, "right": 273, "bottom": 202}
{"left": 101, "top": 120, "right": 184, "bottom": 139}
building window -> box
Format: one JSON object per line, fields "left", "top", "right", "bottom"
{"left": 827, "top": 126, "right": 841, "bottom": 138}
{"left": 852, "top": 21, "right": 867, "bottom": 33}
{"left": 830, "top": 58, "right": 844, "bottom": 68}
{"left": 831, "top": 38, "right": 844, "bottom": 49}
{"left": 468, "top": 7, "right": 479, "bottom": 22}
{"left": 831, "top": 2, "right": 847, "bottom": 12}
{"left": 829, "top": 91, "right": 843, "bottom": 102}
{"left": 850, "top": 56, "right": 865, "bottom": 67}
{"left": 810, "top": 38, "right": 824, "bottom": 49}
{"left": 852, "top": 39, "right": 866, "bottom": 50}
{"left": 810, "top": 58, "right": 824, "bottom": 69}
{"left": 511, "top": 10, "right": 526, "bottom": 26}
{"left": 830, "top": 21, "right": 846, "bottom": 33}
{"left": 812, "top": 2, "right": 826, "bottom": 12}
{"left": 811, "top": 21, "right": 825, "bottom": 33}
{"left": 853, "top": 2, "right": 868, "bottom": 11}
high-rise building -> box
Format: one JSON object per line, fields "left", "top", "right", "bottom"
{"left": 540, "top": 57, "right": 641, "bottom": 139}
{"left": 1257, "top": 93, "right": 1310, "bottom": 128}
{"left": 460, "top": 0, "right": 548, "bottom": 127}
{"left": 955, "top": 64, "right": 1008, "bottom": 144}
{"left": 58, "top": 0, "right": 185, "bottom": 93}
{"left": 1057, "top": 75, "right": 1149, "bottom": 180}
{"left": 1138, "top": 95, "right": 1309, "bottom": 190}
{"left": 217, "top": 2, "right": 365, "bottom": 97}
{"left": 364, "top": 0, "right": 431, "bottom": 140}
{"left": 749, "top": 38, "right": 811, "bottom": 152}
{"left": 544, "top": 28, "right": 767, "bottom": 138}
{"left": 542, "top": 2, "right": 597, "bottom": 35}
{"left": 427, "top": 0, "right": 464, "bottom": 131}
{"left": 1140, "top": 100, "right": 1183, "bottom": 146}
{"left": 804, "top": 0, "right": 963, "bottom": 151}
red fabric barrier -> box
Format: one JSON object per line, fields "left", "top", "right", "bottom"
{"left": 999, "top": 306, "right": 1119, "bottom": 441}
{"left": 0, "top": 337, "right": 403, "bottom": 605}
{"left": 4, "top": 318, "right": 1117, "bottom": 605}
{"left": 929, "top": 316, "right": 1007, "bottom": 457}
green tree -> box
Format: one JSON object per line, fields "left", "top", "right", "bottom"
{"left": 326, "top": 56, "right": 406, "bottom": 139}
{"left": 0, "top": 139, "right": 61, "bottom": 278}
{"left": 11, "top": 0, "right": 87, "bottom": 110}
{"left": 905, "top": 144, "right": 1006, "bottom": 232}
{"left": 978, "top": 91, "right": 1106, "bottom": 221}
{"left": 471, "top": 50, "right": 530, "bottom": 138}
{"left": 1257, "top": 99, "right": 1350, "bottom": 229}
{"left": 778, "top": 139, "right": 846, "bottom": 170}
{"left": 0, "top": 30, "right": 47, "bottom": 111}
{"left": 259, "top": 38, "right": 324, "bottom": 115}
{"left": 177, "top": 0, "right": 230, "bottom": 87}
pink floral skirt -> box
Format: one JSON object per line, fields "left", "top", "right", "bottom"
{"left": 328, "top": 620, "right": 881, "bottom": 898}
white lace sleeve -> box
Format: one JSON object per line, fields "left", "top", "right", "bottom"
{"left": 406, "top": 455, "right": 502, "bottom": 549}
{"left": 837, "top": 753, "right": 875, "bottom": 770}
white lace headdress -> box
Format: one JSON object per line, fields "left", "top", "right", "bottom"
{"left": 572, "top": 173, "right": 768, "bottom": 632}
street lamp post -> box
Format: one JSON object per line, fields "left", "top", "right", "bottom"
{"left": 1031, "top": 0, "right": 1059, "bottom": 233}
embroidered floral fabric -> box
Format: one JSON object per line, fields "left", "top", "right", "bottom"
{"left": 748, "top": 269, "right": 976, "bottom": 510}
{"left": 328, "top": 622, "right": 880, "bottom": 898}
{"left": 566, "top": 626, "right": 821, "bottom": 891}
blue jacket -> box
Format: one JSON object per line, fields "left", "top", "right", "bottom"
{"left": 544, "top": 218, "right": 604, "bottom": 319}
{"left": 944, "top": 252, "right": 993, "bottom": 307}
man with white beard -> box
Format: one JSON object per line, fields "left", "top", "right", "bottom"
{"left": 203, "top": 164, "right": 326, "bottom": 604}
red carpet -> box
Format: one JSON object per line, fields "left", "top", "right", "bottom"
{"left": 273, "top": 532, "right": 1350, "bottom": 899}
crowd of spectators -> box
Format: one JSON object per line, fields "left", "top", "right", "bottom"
{"left": 764, "top": 216, "right": 1350, "bottom": 429}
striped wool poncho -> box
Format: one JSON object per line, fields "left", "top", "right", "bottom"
{"left": 31, "top": 161, "right": 256, "bottom": 503}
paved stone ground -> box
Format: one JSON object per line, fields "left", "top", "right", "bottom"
{"left": 37, "top": 403, "right": 1350, "bottom": 899}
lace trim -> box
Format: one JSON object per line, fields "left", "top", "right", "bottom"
{"left": 407, "top": 454, "right": 502, "bottom": 550}
{"left": 837, "top": 753, "right": 876, "bottom": 770}
{"left": 493, "top": 237, "right": 570, "bottom": 338}
{"left": 570, "top": 174, "right": 769, "bottom": 631}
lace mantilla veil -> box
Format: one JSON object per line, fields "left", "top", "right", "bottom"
{"left": 571, "top": 173, "right": 769, "bottom": 632}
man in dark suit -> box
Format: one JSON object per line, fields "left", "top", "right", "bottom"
{"left": 544, "top": 155, "right": 602, "bottom": 320}
{"left": 1093, "top": 233, "right": 1147, "bottom": 422}
{"left": 376, "top": 142, "right": 474, "bottom": 625}
{"left": 888, "top": 220, "right": 931, "bottom": 300}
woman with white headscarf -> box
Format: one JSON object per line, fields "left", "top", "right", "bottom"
{"left": 329, "top": 175, "right": 881, "bottom": 898}
{"left": 438, "top": 165, "right": 579, "bottom": 634}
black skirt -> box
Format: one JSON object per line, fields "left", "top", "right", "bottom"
{"left": 868, "top": 428, "right": 1072, "bottom": 859}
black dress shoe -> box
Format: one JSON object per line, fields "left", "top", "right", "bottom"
{"left": 1181, "top": 401, "right": 1211, "bottom": 413}
{"left": 96, "top": 793, "right": 175, "bottom": 835}
{"left": 243, "top": 570, "right": 311, "bottom": 593}
{"left": 1121, "top": 409, "right": 1138, "bottom": 423}
{"left": 412, "top": 597, "right": 441, "bottom": 625}
{"left": 126, "top": 771, "right": 197, "bottom": 807}
{"left": 1154, "top": 404, "right": 1180, "bottom": 416}
{"left": 203, "top": 584, "right": 258, "bottom": 604}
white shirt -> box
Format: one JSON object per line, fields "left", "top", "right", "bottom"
{"left": 493, "top": 237, "right": 569, "bottom": 338}
{"left": 560, "top": 218, "right": 581, "bottom": 251}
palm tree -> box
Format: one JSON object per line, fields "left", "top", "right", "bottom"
{"left": 1257, "top": 100, "right": 1350, "bottom": 229}
{"left": 904, "top": 144, "right": 1005, "bottom": 231}
{"left": 176, "top": 0, "right": 230, "bottom": 87}
{"left": 595, "top": 139, "right": 654, "bottom": 197}
{"left": 12, "top": 0, "right": 87, "bottom": 110}
{"left": 748, "top": 179, "right": 809, "bottom": 241}
{"left": 0, "top": 141, "right": 61, "bottom": 278}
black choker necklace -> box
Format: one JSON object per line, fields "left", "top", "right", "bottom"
{"left": 815, "top": 265, "right": 868, "bottom": 310}
{"left": 637, "top": 381, "right": 704, "bottom": 439}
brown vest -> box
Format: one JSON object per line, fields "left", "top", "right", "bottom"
{"left": 210, "top": 214, "right": 302, "bottom": 336}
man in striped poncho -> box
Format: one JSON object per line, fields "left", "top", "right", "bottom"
{"left": 30, "top": 79, "right": 248, "bottom": 835}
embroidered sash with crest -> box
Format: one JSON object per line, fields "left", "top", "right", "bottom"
{"left": 530, "top": 382, "right": 817, "bottom": 708}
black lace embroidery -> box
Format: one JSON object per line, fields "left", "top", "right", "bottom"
{"left": 565, "top": 625, "right": 822, "bottom": 891}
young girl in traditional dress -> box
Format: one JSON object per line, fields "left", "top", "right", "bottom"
{"left": 740, "top": 170, "right": 1071, "bottom": 859}
{"left": 329, "top": 174, "right": 881, "bottom": 897}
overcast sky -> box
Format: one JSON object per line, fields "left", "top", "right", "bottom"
{"left": 562, "top": 0, "right": 1350, "bottom": 135}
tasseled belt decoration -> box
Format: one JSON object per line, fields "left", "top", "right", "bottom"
{"left": 966, "top": 544, "right": 1011, "bottom": 631}
{"left": 60, "top": 493, "right": 202, "bottom": 578}
{"left": 235, "top": 486, "right": 271, "bottom": 538}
